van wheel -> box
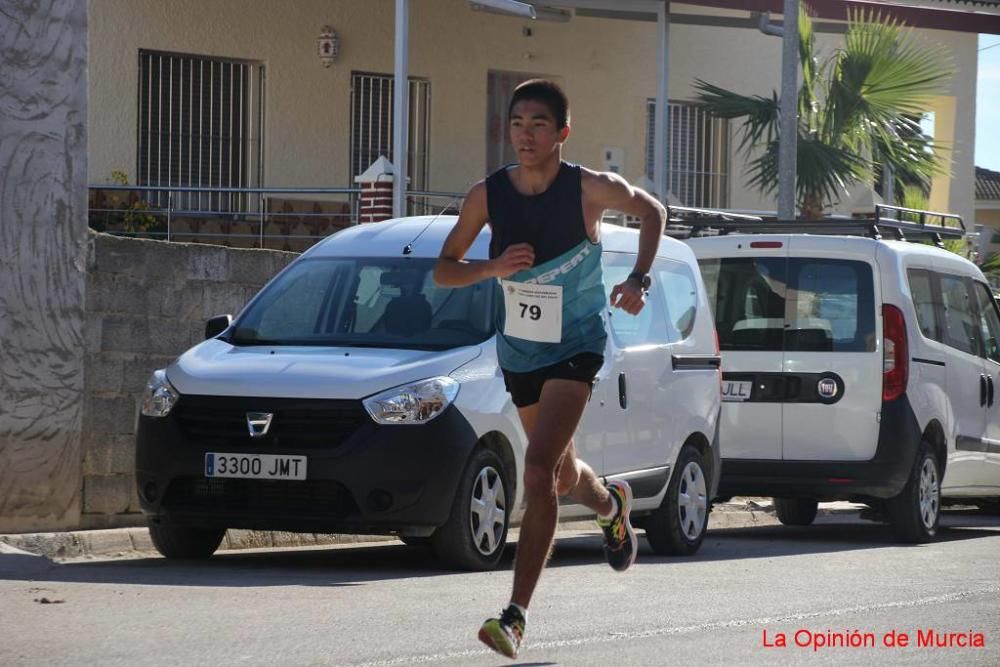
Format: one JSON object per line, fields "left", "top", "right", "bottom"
{"left": 887, "top": 442, "right": 941, "bottom": 543}
{"left": 148, "top": 520, "right": 225, "bottom": 559}
{"left": 774, "top": 498, "right": 818, "bottom": 526}
{"left": 431, "top": 448, "right": 509, "bottom": 571}
{"left": 645, "top": 445, "right": 709, "bottom": 556}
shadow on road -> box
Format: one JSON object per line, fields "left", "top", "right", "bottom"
{"left": 1, "top": 510, "right": 996, "bottom": 589}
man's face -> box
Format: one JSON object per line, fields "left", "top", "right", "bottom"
{"left": 509, "top": 99, "right": 569, "bottom": 167}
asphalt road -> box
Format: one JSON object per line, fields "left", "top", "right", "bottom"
{"left": 2, "top": 509, "right": 999, "bottom": 666}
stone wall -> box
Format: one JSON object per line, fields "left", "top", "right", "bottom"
{"left": 80, "top": 231, "right": 296, "bottom": 529}
{"left": 0, "top": 1, "right": 89, "bottom": 533}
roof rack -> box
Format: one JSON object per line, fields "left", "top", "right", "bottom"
{"left": 666, "top": 204, "right": 966, "bottom": 247}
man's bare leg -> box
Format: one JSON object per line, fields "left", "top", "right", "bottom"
{"left": 509, "top": 379, "right": 592, "bottom": 609}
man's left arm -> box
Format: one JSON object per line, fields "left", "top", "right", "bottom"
{"left": 584, "top": 170, "right": 666, "bottom": 315}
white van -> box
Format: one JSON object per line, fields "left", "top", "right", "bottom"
{"left": 684, "top": 207, "right": 1000, "bottom": 542}
{"left": 135, "top": 217, "right": 722, "bottom": 569}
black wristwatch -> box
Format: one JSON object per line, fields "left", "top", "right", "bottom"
{"left": 627, "top": 271, "right": 651, "bottom": 290}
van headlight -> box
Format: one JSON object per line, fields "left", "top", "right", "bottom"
{"left": 363, "top": 377, "right": 459, "bottom": 425}
{"left": 141, "top": 369, "right": 179, "bottom": 418}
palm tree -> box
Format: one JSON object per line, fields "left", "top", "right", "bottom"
{"left": 694, "top": 7, "right": 951, "bottom": 219}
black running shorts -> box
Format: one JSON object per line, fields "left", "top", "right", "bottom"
{"left": 501, "top": 352, "right": 604, "bottom": 408}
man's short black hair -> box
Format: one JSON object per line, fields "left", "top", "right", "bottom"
{"left": 508, "top": 79, "right": 570, "bottom": 129}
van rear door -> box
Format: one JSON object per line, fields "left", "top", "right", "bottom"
{"left": 781, "top": 236, "right": 880, "bottom": 461}
{"left": 698, "top": 239, "right": 788, "bottom": 460}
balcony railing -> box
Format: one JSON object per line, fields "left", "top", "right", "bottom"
{"left": 88, "top": 185, "right": 465, "bottom": 251}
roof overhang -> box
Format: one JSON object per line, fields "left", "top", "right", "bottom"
{"left": 676, "top": 0, "right": 1000, "bottom": 34}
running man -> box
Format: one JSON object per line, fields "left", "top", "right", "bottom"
{"left": 433, "top": 79, "right": 666, "bottom": 659}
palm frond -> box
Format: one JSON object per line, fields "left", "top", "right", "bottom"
{"left": 693, "top": 79, "right": 779, "bottom": 153}
{"left": 745, "top": 136, "right": 868, "bottom": 207}
{"left": 825, "top": 9, "right": 951, "bottom": 141}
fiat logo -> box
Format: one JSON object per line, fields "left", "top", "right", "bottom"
{"left": 817, "top": 378, "right": 838, "bottom": 399}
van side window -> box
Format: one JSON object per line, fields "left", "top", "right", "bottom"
{"left": 653, "top": 258, "right": 699, "bottom": 341}
{"left": 604, "top": 254, "right": 668, "bottom": 347}
{"left": 973, "top": 281, "right": 1000, "bottom": 363}
{"left": 906, "top": 269, "right": 940, "bottom": 341}
{"left": 699, "top": 258, "right": 786, "bottom": 351}
{"left": 939, "top": 274, "right": 981, "bottom": 356}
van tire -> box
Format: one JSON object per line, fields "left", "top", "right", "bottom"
{"left": 887, "top": 441, "right": 941, "bottom": 543}
{"left": 774, "top": 498, "right": 818, "bottom": 526}
{"left": 148, "top": 520, "right": 225, "bottom": 559}
{"left": 431, "top": 448, "right": 509, "bottom": 571}
{"left": 645, "top": 445, "right": 710, "bottom": 556}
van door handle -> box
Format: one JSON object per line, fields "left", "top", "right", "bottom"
{"left": 981, "top": 374, "right": 988, "bottom": 407}
{"left": 989, "top": 375, "right": 995, "bottom": 408}
{"left": 618, "top": 372, "right": 628, "bottom": 409}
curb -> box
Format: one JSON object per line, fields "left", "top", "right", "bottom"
{"left": 0, "top": 499, "right": 862, "bottom": 561}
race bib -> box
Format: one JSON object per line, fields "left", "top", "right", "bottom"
{"left": 501, "top": 280, "right": 563, "bottom": 343}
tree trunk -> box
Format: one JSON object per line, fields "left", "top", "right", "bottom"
{"left": 799, "top": 192, "right": 825, "bottom": 220}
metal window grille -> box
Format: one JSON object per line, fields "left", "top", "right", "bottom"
{"left": 137, "top": 50, "right": 265, "bottom": 213}
{"left": 350, "top": 72, "right": 430, "bottom": 195}
{"left": 646, "top": 100, "right": 729, "bottom": 208}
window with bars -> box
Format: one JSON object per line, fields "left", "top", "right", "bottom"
{"left": 350, "top": 72, "right": 430, "bottom": 194}
{"left": 137, "top": 50, "right": 265, "bottom": 213}
{"left": 646, "top": 100, "right": 729, "bottom": 208}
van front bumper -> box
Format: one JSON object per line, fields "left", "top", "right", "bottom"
{"left": 718, "top": 395, "right": 921, "bottom": 500}
{"left": 135, "top": 395, "right": 478, "bottom": 536}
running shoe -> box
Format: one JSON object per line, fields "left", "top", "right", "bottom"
{"left": 597, "top": 480, "right": 637, "bottom": 571}
{"left": 478, "top": 605, "right": 526, "bottom": 659}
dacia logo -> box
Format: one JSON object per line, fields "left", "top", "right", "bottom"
{"left": 246, "top": 412, "right": 274, "bottom": 438}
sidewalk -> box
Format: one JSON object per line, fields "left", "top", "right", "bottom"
{"left": 0, "top": 498, "right": 863, "bottom": 561}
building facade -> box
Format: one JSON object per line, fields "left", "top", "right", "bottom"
{"left": 87, "top": 0, "right": 984, "bottom": 227}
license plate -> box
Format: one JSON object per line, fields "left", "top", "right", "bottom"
{"left": 721, "top": 380, "right": 753, "bottom": 402}
{"left": 205, "top": 453, "right": 307, "bottom": 480}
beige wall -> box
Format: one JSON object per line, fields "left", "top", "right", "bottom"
{"left": 978, "top": 207, "right": 1000, "bottom": 258}
{"left": 87, "top": 0, "right": 978, "bottom": 216}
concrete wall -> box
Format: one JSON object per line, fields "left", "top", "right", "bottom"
{"left": 0, "top": 0, "right": 89, "bottom": 533}
{"left": 80, "top": 231, "right": 296, "bottom": 529}
{"left": 86, "top": 0, "right": 980, "bottom": 216}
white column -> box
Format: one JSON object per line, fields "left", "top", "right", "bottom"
{"left": 393, "top": 0, "right": 410, "bottom": 219}
{"left": 654, "top": 1, "right": 670, "bottom": 206}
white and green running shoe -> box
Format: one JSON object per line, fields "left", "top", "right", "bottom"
{"left": 478, "top": 605, "right": 525, "bottom": 659}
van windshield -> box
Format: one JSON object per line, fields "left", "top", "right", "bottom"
{"left": 226, "top": 257, "right": 495, "bottom": 351}
{"left": 700, "top": 257, "right": 875, "bottom": 352}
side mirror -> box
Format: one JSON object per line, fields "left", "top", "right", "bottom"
{"left": 205, "top": 314, "right": 233, "bottom": 339}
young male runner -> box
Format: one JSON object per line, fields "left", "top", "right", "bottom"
{"left": 434, "top": 79, "right": 666, "bottom": 659}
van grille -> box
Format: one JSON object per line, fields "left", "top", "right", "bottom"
{"left": 172, "top": 396, "right": 370, "bottom": 448}
{"left": 163, "top": 477, "right": 359, "bottom": 517}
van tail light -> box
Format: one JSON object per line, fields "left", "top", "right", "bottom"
{"left": 882, "top": 304, "right": 908, "bottom": 402}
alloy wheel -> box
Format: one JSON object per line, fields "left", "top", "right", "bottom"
{"left": 469, "top": 466, "right": 506, "bottom": 556}
{"left": 918, "top": 457, "right": 940, "bottom": 530}
{"left": 677, "top": 460, "right": 708, "bottom": 540}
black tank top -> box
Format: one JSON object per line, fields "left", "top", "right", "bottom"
{"left": 485, "top": 161, "right": 587, "bottom": 264}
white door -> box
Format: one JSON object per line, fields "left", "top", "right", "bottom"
{"left": 781, "top": 238, "right": 881, "bottom": 460}
{"left": 698, "top": 246, "right": 788, "bottom": 460}
{"left": 939, "top": 272, "right": 987, "bottom": 486}
{"left": 600, "top": 253, "right": 675, "bottom": 476}
{"left": 972, "top": 280, "right": 1000, "bottom": 491}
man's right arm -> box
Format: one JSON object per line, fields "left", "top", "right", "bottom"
{"left": 434, "top": 181, "right": 534, "bottom": 287}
